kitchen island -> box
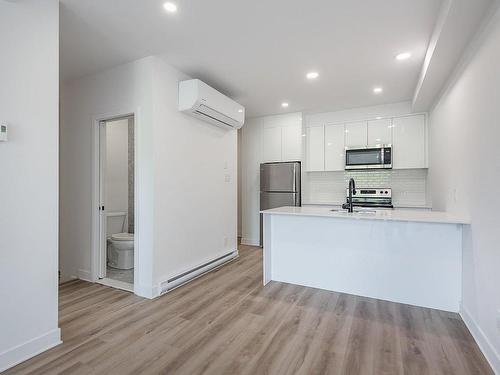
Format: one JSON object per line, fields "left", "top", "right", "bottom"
{"left": 261, "top": 206, "right": 469, "bottom": 312}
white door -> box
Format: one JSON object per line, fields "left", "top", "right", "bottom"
{"left": 281, "top": 124, "right": 302, "bottom": 161}
{"left": 324, "top": 124, "right": 345, "bottom": 171}
{"left": 262, "top": 126, "right": 282, "bottom": 162}
{"left": 345, "top": 121, "right": 368, "bottom": 147}
{"left": 393, "top": 115, "right": 426, "bottom": 169}
{"left": 368, "top": 118, "right": 392, "bottom": 145}
{"left": 306, "top": 126, "right": 324, "bottom": 171}
{"left": 98, "top": 121, "right": 107, "bottom": 279}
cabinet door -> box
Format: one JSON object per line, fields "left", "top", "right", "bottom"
{"left": 324, "top": 125, "right": 345, "bottom": 171}
{"left": 306, "top": 126, "right": 324, "bottom": 171}
{"left": 282, "top": 124, "right": 302, "bottom": 161}
{"left": 262, "top": 126, "right": 282, "bottom": 162}
{"left": 368, "top": 118, "right": 392, "bottom": 145}
{"left": 345, "top": 121, "right": 367, "bottom": 147}
{"left": 393, "top": 115, "right": 426, "bottom": 169}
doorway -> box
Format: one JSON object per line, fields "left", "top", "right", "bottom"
{"left": 96, "top": 115, "right": 135, "bottom": 292}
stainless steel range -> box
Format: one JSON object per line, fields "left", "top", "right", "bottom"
{"left": 344, "top": 188, "right": 393, "bottom": 209}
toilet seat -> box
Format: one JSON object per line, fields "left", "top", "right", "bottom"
{"left": 111, "top": 233, "right": 134, "bottom": 241}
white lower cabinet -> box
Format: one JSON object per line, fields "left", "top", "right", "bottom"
{"left": 393, "top": 115, "right": 426, "bottom": 169}
{"left": 306, "top": 126, "right": 324, "bottom": 171}
{"left": 324, "top": 125, "right": 345, "bottom": 171}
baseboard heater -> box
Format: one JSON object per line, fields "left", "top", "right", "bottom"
{"left": 159, "top": 250, "right": 238, "bottom": 294}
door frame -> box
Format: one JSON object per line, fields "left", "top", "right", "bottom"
{"left": 91, "top": 108, "right": 140, "bottom": 292}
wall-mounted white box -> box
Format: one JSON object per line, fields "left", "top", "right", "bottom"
{"left": 0, "top": 122, "right": 8, "bottom": 141}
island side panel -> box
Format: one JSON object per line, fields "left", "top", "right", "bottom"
{"left": 262, "top": 214, "right": 272, "bottom": 285}
{"left": 268, "top": 214, "right": 462, "bottom": 312}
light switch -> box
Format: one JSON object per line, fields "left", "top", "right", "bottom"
{"left": 0, "top": 122, "right": 7, "bottom": 142}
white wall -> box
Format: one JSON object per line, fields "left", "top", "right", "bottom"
{"left": 105, "top": 119, "right": 130, "bottom": 235}
{"left": 428, "top": 7, "right": 500, "bottom": 372}
{"left": 151, "top": 55, "right": 237, "bottom": 288}
{"left": 60, "top": 57, "right": 154, "bottom": 294}
{"left": 0, "top": 0, "right": 60, "bottom": 371}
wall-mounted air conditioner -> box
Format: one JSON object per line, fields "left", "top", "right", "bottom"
{"left": 178, "top": 79, "right": 245, "bottom": 129}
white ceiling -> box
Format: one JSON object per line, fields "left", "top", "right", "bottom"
{"left": 60, "top": 0, "right": 444, "bottom": 117}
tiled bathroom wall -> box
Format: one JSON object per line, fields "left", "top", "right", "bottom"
{"left": 302, "top": 169, "right": 428, "bottom": 207}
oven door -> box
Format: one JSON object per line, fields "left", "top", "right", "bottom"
{"left": 345, "top": 147, "right": 388, "bottom": 169}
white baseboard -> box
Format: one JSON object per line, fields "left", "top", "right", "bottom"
{"left": 460, "top": 306, "right": 500, "bottom": 374}
{"left": 157, "top": 250, "right": 238, "bottom": 296}
{"left": 77, "top": 269, "right": 93, "bottom": 282}
{"left": 241, "top": 237, "right": 260, "bottom": 246}
{"left": 0, "top": 328, "right": 61, "bottom": 372}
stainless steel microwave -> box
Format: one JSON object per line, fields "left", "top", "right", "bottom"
{"left": 345, "top": 145, "right": 392, "bottom": 170}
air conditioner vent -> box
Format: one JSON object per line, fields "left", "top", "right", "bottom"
{"left": 179, "top": 79, "right": 245, "bottom": 129}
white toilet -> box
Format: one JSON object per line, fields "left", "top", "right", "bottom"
{"left": 107, "top": 232, "right": 134, "bottom": 270}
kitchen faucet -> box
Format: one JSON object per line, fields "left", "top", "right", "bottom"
{"left": 342, "top": 178, "right": 356, "bottom": 213}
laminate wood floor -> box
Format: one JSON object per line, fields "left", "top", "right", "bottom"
{"left": 4, "top": 244, "right": 493, "bottom": 375}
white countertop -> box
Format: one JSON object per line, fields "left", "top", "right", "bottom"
{"left": 261, "top": 206, "right": 469, "bottom": 225}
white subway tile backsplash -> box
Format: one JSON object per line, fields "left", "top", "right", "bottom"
{"left": 303, "top": 169, "right": 428, "bottom": 207}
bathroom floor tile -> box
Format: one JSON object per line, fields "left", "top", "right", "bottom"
{"left": 107, "top": 266, "right": 134, "bottom": 284}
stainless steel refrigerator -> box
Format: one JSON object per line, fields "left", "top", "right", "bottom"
{"left": 260, "top": 161, "right": 301, "bottom": 245}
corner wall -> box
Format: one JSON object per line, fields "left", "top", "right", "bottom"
{"left": 0, "top": 0, "right": 61, "bottom": 370}
{"left": 428, "top": 7, "right": 500, "bottom": 373}
{"left": 60, "top": 57, "right": 155, "bottom": 294}
{"left": 151, "top": 56, "right": 238, "bottom": 289}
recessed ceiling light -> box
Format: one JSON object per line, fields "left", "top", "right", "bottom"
{"left": 163, "top": 2, "right": 177, "bottom": 13}
{"left": 373, "top": 87, "right": 383, "bottom": 94}
{"left": 306, "top": 72, "right": 319, "bottom": 80}
{"left": 376, "top": 116, "right": 382, "bottom": 120}
{"left": 238, "top": 109, "right": 243, "bottom": 113}
{"left": 281, "top": 102, "right": 289, "bottom": 108}
{"left": 395, "top": 52, "right": 412, "bottom": 61}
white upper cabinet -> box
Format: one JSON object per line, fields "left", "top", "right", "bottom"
{"left": 345, "top": 121, "right": 368, "bottom": 147}
{"left": 324, "top": 125, "right": 345, "bottom": 171}
{"left": 393, "top": 114, "right": 426, "bottom": 169}
{"left": 282, "top": 124, "right": 302, "bottom": 161}
{"left": 261, "top": 113, "right": 303, "bottom": 163}
{"left": 306, "top": 126, "right": 324, "bottom": 171}
{"left": 303, "top": 113, "right": 427, "bottom": 172}
{"left": 367, "top": 118, "right": 392, "bottom": 145}
{"left": 262, "top": 126, "right": 282, "bottom": 162}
